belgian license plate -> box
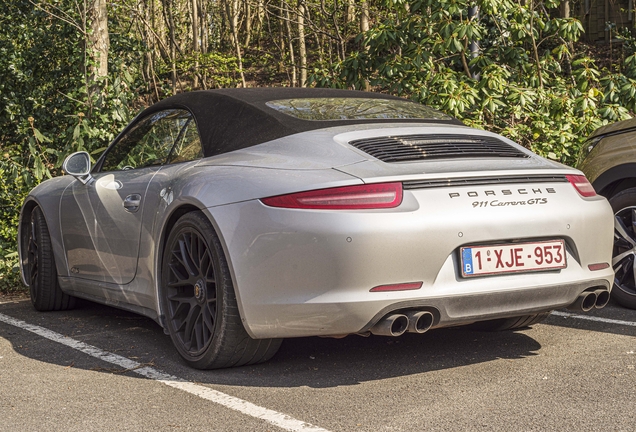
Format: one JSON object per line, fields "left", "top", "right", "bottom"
{"left": 460, "top": 240, "right": 566, "bottom": 277}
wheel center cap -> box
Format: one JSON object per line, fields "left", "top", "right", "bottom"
{"left": 194, "top": 280, "right": 206, "bottom": 303}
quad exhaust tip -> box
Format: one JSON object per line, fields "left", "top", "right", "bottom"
{"left": 593, "top": 288, "right": 610, "bottom": 309}
{"left": 370, "top": 314, "right": 409, "bottom": 337}
{"left": 567, "top": 288, "right": 611, "bottom": 312}
{"left": 369, "top": 310, "right": 435, "bottom": 337}
{"left": 405, "top": 311, "right": 434, "bottom": 334}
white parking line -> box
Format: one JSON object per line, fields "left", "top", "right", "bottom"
{"left": 0, "top": 312, "right": 329, "bottom": 432}
{"left": 551, "top": 311, "right": 636, "bottom": 327}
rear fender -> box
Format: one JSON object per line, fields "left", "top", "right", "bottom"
{"left": 591, "top": 163, "right": 636, "bottom": 197}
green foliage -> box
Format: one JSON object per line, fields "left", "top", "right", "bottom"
{"left": 313, "top": 0, "right": 635, "bottom": 165}
{"left": 174, "top": 52, "right": 240, "bottom": 90}
{"left": 0, "top": 1, "right": 140, "bottom": 292}
{"left": 0, "top": 164, "right": 21, "bottom": 292}
{"left": 3, "top": 0, "right": 636, "bottom": 293}
{"left": 0, "top": 1, "right": 244, "bottom": 292}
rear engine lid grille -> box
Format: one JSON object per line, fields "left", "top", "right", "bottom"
{"left": 403, "top": 175, "right": 568, "bottom": 190}
{"left": 348, "top": 134, "right": 530, "bottom": 162}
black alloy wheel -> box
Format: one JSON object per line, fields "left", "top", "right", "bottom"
{"left": 164, "top": 223, "right": 218, "bottom": 356}
{"left": 27, "top": 212, "right": 40, "bottom": 302}
{"left": 162, "top": 212, "right": 281, "bottom": 369}
{"left": 610, "top": 188, "right": 636, "bottom": 309}
{"left": 27, "top": 206, "right": 75, "bottom": 311}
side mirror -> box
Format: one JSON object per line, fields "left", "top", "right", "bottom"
{"left": 63, "top": 151, "right": 93, "bottom": 184}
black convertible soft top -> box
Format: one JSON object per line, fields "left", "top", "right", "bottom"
{"left": 136, "top": 88, "right": 461, "bottom": 158}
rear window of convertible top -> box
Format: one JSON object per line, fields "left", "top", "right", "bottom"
{"left": 265, "top": 98, "right": 452, "bottom": 121}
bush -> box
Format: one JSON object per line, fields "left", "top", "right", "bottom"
{"left": 3, "top": 0, "right": 636, "bottom": 293}
{"left": 0, "top": 2, "right": 141, "bottom": 293}
{"left": 311, "top": 0, "right": 636, "bottom": 166}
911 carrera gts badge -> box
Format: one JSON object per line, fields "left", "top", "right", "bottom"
{"left": 472, "top": 198, "right": 548, "bottom": 207}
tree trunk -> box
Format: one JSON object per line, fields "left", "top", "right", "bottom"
{"left": 201, "top": 0, "right": 208, "bottom": 88}
{"left": 88, "top": 0, "right": 109, "bottom": 83}
{"left": 192, "top": 0, "right": 199, "bottom": 88}
{"left": 560, "top": 0, "right": 570, "bottom": 17}
{"left": 316, "top": 33, "right": 323, "bottom": 64}
{"left": 529, "top": 0, "right": 544, "bottom": 88}
{"left": 147, "top": 0, "right": 160, "bottom": 99}
{"left": 605, "top": 0, "right": 610, "bottom": 42}
{"left": 201, "top": 0, "right": 208, "bottom": 54}
{"left": 225, "top": 0, "right": 247, "bottom": 87}
{"left": 360, "top": 0, "right": 369, "bottom": 32}
{"left": 276, "top": 5, "right": 286, "bottom": 74}
{"left": 162, "top": 0, "right": 178, "bottom": 93}
{"left": 346, "top": 0, "right": 355, "bottom": 23}
{"left": 255, "top": 0, "right": 265, "bottom": 48}
{"left": 331, "top": 0, "right": 346, "bottom": 61}
{"left": 297, "top": 0, "right": 307, "bottom": 87}
{"left": 284, "top": 1, "right": 297, "bottom": 86}
{"left": 244, "top": 0, "right": 253, "bottom": 46}
{"left": 360, "top": 0, "right": 369, "bottom": 90}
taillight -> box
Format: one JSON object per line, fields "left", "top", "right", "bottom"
{"left": 566, "top": 174, "right": 596, "bottom": 197}
{"left": 588, "top": 263, "right": 610, "bottom": 271}
{"left": 261, "top": 182, "right": 403, "bottom": 209}
{"left": 370, "top": 282, "right": 423, "bottom": 292}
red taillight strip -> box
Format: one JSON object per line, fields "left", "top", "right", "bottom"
{"left": 566, "top": 174, "right": 596, "bottom": 197}
{"left": 588, "top": 263, "right": 610, "bottom": 271}
{"left": 370, "top": 282, "right": 423, "bottom": 292}
{"left": 261, "top": 182, "right": 403, "bottom": 210}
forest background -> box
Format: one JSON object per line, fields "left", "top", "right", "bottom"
{"left": 2, "top": 0, "right": 636, "bottom": 292}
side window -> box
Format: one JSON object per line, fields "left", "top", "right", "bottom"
{"left": 100, "top": 109, "right": 191, "bottom": 172}
{"left": 167, "top": 118, "right": 203, "bottom": 164}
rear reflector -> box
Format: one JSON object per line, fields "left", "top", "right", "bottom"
{"left": 261, "top": 182, "right": 403, "bottom": 210}
{"left": 370, "top": 282, "right": 423, "bottom": 292}
{"left": 588, "top": 263, "right": 610, "bottom": 271}
{"left": 566, "top": 174, "right": 596, "bottom": 197}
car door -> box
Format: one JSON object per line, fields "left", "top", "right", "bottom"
{"left": 60, "top": 109, "right": 192, "bottom": 285}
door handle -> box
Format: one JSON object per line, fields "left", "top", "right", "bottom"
{"left": 123, "top": 194, "right": 142, "bottom": 213}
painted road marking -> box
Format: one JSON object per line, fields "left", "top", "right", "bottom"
{"left": 0, "top": 312, "right": 329, "bottom": 432}
{"left": 551, "top": 311, "right": 636, "bottom": 327}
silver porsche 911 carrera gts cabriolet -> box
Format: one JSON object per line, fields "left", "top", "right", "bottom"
{"left": 19, "top": 88, "right": 614, "bottom": 369}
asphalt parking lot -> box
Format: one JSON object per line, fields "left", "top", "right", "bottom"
{"left": 1, "top": 294, "right": 634, "bottom": 432}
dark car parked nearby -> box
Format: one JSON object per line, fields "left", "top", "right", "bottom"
{"left": 578, "top": 117, "right": 636, "bottom": 309}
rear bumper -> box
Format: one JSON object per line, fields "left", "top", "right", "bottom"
{"left": 207, "top": 181, "right": 614, "bottom": 339}
{"left": 225, "top": 278, "right": 610, "bottom": 338}
{"left": 359, "top": 279, "right": 611, "bottom": 332}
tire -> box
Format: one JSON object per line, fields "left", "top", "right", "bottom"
{"left": 608, "top": 187, "right": 636, "bottom": 309}
{"left": 470, "top": 312, "right": 551, "bottom": 331}
{"left": 27, "top": 206, "right": 76, "bottom": 311}
{"left": 161, "top": 211, "right": 282, "bottom": 369}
